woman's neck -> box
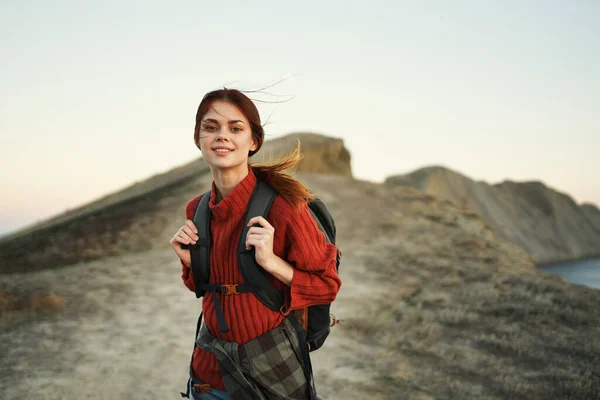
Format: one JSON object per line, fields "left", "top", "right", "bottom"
{"left": 211, "top": 165, "right": 250, "bottom": 203}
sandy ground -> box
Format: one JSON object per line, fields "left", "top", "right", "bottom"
{"left": 0, "top": 244, "right": 372, "bottom": 400}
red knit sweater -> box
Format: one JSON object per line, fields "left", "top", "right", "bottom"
{"left": 180, "top": 169, "right": 342, "bottom": 390}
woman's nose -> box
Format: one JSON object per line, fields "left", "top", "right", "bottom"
{"left": 215, "top": 128, "right": 229, "bottom": 141}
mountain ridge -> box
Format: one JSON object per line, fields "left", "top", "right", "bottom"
{"left": 386, "top": 165, "right": 600, "bottom": 264}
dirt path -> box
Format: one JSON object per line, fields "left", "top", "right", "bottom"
{"left": 2, "top": 247, "right": 199, "bottom": 399}
{"left": 0, "top": 244, "right": 375, "bottom": 400}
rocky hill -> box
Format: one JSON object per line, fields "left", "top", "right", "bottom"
{"left": 386, "top": 166, "right": 600, "bottom": 264}
{"left": 1, "top": 135, "right": 599, "bottom": 399}
{"left": 582, "top": 203, "right": 600, "bottom": 233}
{"left": 0, "top": 133, "right": 351, "bottom": 274}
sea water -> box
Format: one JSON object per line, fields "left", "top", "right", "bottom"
{"left": 539, "top": 258, "right": 600, "bottom": 289}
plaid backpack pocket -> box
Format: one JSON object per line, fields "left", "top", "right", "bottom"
{"left": 238, "top": 318, "right": 309, "bottom": 400}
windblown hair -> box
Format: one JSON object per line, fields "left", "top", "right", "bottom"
{"left": 194, "top": 88, "right": 315, "bottom": 211}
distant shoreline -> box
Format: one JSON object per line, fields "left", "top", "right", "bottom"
{"left": 536, "top": 254, "right": 600, "bottom": 268}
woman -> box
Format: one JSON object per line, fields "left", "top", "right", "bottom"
{"left": 170, "top": 88, "right": 342, "bottom": 400}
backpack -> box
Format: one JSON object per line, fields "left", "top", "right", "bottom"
{"left": 184, "top": 178, "right": 341, "bottom": 352}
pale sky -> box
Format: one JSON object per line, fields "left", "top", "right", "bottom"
{"left": 1, "top": 0, "right": 599, "bottom": 237}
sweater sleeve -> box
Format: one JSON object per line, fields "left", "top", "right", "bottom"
{"left": 280, "top": 202, "right": 342, "bottom": 310}
{"left": 182, "top": 259, "right": 195, "bottom": 292}
{"left": 181, "top": 195, "right": 202, "bottom": 293}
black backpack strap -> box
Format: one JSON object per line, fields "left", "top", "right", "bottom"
{"left": 189, "top": 191, "right": 212, "bottom": 298}
{"left": 180, "top": 310, "right": 204, "bottom": 398}
{"left": 180, "top": 192, "right": 211, "bottom": 398}
{"left": 308, "top": 198, "right": 336, "bottom": 245}
{"left": 237, "top": 179, "right": 284, "bottom": 311}
{"left": 286, "top": 314, "right": 318, "bottom": 400}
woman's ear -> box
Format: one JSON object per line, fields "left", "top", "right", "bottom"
{"left": 250, "top": 137, "right": 258, "bottom": 152}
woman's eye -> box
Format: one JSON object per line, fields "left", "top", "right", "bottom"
{"left": 231, "top": 127, "right": 242, "bottom": 132}
{"left": 202, "top": 125, "right": 217, "bottom": 131}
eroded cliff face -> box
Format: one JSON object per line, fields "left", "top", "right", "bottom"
{"left": 386, "top": 165, "right": 600, "bottom": 264}
{"left": 251, "top": 132, "right": 352, "bottom": 176}
{"left": 582, "top": 203, "right": 600, "bottom": 234}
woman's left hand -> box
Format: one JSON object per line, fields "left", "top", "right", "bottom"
{"left": 246, "top": 216, "right": 276, "bottom": 269}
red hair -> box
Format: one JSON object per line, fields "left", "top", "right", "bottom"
{"left": 193, "top": 88, "right": 314, "bottom": 211}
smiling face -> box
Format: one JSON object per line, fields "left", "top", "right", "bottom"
{"left": 197, "top": 100, "right": 258, "bottom": 174}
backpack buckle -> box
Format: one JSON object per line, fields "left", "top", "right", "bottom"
{"left": 280, "top": 304, "right": 292, "bottom": 316}
{"left": 192, "top": 383, "right": 212, "bottom": 394}
{"left": 330, "top": 313, "right": 341, "bottom": 327}
{"left": 221, "top": 285, "right": 239, "bottom": 295}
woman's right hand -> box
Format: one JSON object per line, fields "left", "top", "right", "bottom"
{"left": 170, "top": 220, "right": 199, "bottom": 268}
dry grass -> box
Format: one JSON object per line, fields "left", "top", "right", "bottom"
{"left": 307, "top": 175, "right": 600, "bottom": 399}
{"left": 0, "top": 289, "right": 66, "bottom": 314}
{"left": 335, "top": 242, "right": 600, "bottom": 400}
{"left": 28, "top": 293, "right": 66, "bottom": 312}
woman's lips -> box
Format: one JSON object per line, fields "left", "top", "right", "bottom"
{"left": 213, "top": 148, "right": 233, "bottom": 156}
